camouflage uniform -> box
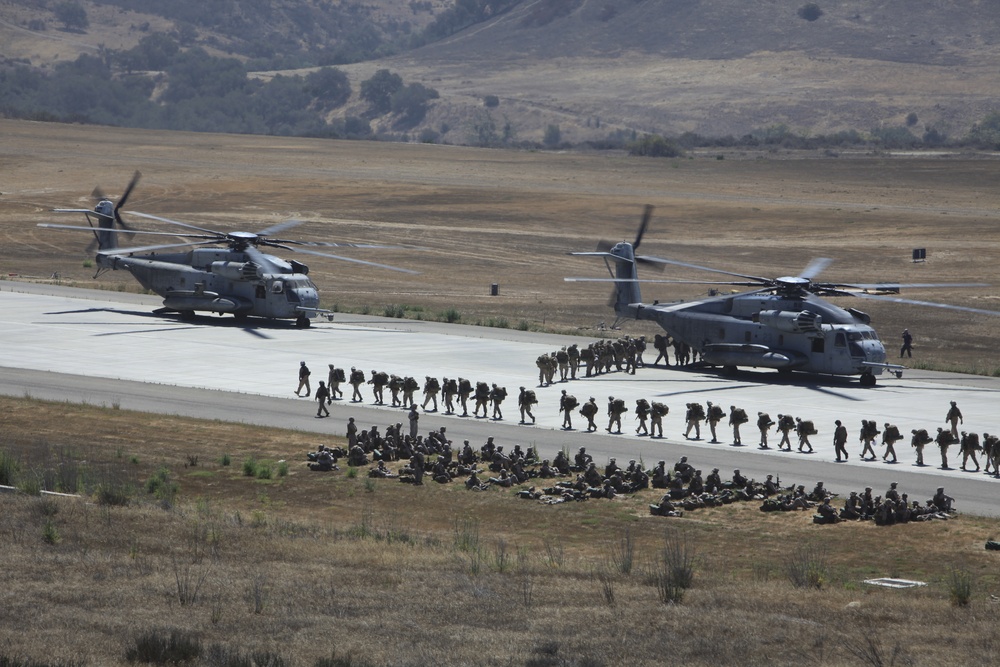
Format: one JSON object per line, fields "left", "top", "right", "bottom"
{"left": 457, "top": 378, "right": 472, "bottom": 417}
{"left": 910, "top": 428, "right": 932, "bottom": 466}
{"left": 757, "top": 412, "right": 774, "bottom": 449}
{"left": 706, "top": 402, "right": 725, "bottom": 443}
{"left": 607, "top": 396, "right": 627, "bottom": 434}
{"left": 580, "top": 397, "right": 598, "bottom": 432}
{"left": 559, "top": 390, "right": 578, "bottom": 430}
{"left": 881, "top": 423, "right": 902, "bottom": 463}
{"left": 650, "top": 402, "right": 668, "bottom": 438}
{"left": 518, "top": 387, "right": 537, "bottom": 424}
{"left": 729, "top": 406, "right": 748, "bottom": 445}
{"left": 635, "top": 398, "right": 651, "bottom": 436}
{"left": 490, "top": 384, "right": 507, "bottom": 420}
{"left": 421, "top": 376, "right": 440, "bottom": 412}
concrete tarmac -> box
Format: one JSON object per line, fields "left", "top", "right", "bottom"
{"left": 2, "top": 281, "right": 998, "bottom": 516}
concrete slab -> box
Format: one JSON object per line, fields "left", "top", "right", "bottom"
{"left": 1, "top": 281, "right": 998, "bottom": 514}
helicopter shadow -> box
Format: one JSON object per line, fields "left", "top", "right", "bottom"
{"left": 43, "top": 307, "right": 275, "bottom": 339}
{"left": 641, "top": 364, "right": 867, "bottom": 402}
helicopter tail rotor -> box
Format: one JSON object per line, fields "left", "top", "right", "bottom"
{"left": 112, "top": 171, "right": 141, "bottom": 242}
{"left": 86, "top": 171, "right": 141, "bottom": 252}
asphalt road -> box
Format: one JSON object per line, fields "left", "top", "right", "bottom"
{"left": 1, "top": 281, "right": 998, "bottom": 516}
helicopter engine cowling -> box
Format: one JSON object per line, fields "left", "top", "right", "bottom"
{"left": 210, "top": 261, "right": 260, "bottom": 282}
{"left": 758, "top": 309, "right": 822, "bottom": 334}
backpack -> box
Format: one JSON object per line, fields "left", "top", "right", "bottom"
{"left": 523, "top": 389, "right": 537, "bottom": 405}
{"left": 651, "top": 402, "right": 669, "bottom": 417}
{"left": 334, "top": 368, "right": 346, "bottom": 382}
{"left": 798, "top": 420, "right": 817, "bottom": 435}
{"left": 563, "top": 395, "right": 579, "bottom": 410}
{"left": 612, "top": 398, "right": 626, "bottom": 413}
{"left": 580, "top": 401, "right": 597, "bottom": 416}
{"left": 731, "top": 408, "right": 748, "bottom": 424}
{"left": 708, "top": 404, "right": 725, "bottom": 421}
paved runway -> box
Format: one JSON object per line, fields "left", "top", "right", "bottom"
{"left": 2, "top": 281, "right": 998, "bottom": 515}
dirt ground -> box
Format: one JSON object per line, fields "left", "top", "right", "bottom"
{"left": 2, "top": 118, "right": 1000, "bottom": 372}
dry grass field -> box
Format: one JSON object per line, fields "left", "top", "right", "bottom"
{"left": 2, "top": 119, "right": 1000, "bottom": 663}
{"left": 2, "top": 119, "right": 1000, "bottom": 372}
{"left": 1, "top": 395, "right": 1000, "bottom": 667}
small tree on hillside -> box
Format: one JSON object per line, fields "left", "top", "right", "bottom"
{"left": 55, "top": 1, "right": 89, "bottom": 31}
{"left": 306, "top": 67, "right": 352, "bottom": 110}
{"left": 391, "top": 82, "right": 439, "bottom": 127}
{"left": 798, "top": 4, "right": 823, "bottom": 21}
{"left": 360, "top": 69, "right": 403, "bottom": 115}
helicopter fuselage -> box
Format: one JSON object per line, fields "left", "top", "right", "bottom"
{"left": 97, "top": 246, "right": 320, "bottom": 322}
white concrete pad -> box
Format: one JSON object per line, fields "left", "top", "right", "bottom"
{"left": 2, "top": 281, "right": 999, "bottom": 487}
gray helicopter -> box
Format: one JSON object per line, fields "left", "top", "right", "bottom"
{"left": 568, "top": 206, "right": 994, "bottom": 386}
{"left": 40, "top": 172, "right": 416, "bottom": 327}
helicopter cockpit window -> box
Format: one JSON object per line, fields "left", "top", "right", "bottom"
{"left": 835, "top": 333, "right": 847, "bottom": 347}
{"left": 271, "top": 281, "right": 284, "bottom": 294}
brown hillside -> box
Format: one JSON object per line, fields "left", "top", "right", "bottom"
{"left": 3, "top": 1, "right": 1000, "bottom": 142}
{"left": 353, "top": 0, "right": 1000, "bottom": 140}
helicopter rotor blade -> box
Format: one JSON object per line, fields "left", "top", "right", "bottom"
{"left": 829, "top": 282, "right": 990, "bottom": 291}
{"left": 564, "top": 277, "right": 764, "bottom": 286}
{"left": 798, "top": 257, "right": 832, "bottom": 280}
{"left": 633, "top": 204, "right": 654, "bottom": 251}
{"left": 101, "top": 240, "right": 219, "bottom": 255}
{"left": 853, "top": 292, "right": 1000, "bottom": 317}
{"left": 285, "top": 246, "right": 419, "bottom": 274}
{"left": 111, "top": 171, "right": 141, "bottom": 241}
{"left": 636, "top": 255, "right": 772, "bottom": 284}
{"left": 594, "top": 239, "right": 615, "bottom": 254}
{"left": 258, "top": 219, "right": 306, "bottom": 237}
{"left": 37, "top": 223, "right": 217, "bottom": 240}
{"left": 126, "top": 211, "right": 223, "bottom": 235}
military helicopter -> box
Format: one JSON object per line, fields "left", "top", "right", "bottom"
{"left": 568, "top": 206, "right": 995, "bottom": 386}
{"left": 39, "top": 172, "right": 417, "bottom": 327}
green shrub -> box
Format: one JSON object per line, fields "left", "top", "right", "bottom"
{"left": 949, "top": 568, "right": 973, "bottom": 606}
{"left": 0, "top": 448, "right": 19, "bottom": 486}
{"left": 42, "top": 519, "right": 60, "bottom": 545}
{"left": 242, "top": 457, "right": 258, "bottom": 477}
{"left": 219, "top": 453, "right": 231, "bottom": 466}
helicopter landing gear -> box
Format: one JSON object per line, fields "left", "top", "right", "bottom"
{"left": 859, "top": 371, "right": 877, "bottom": 387}
{"left": 295, "top": 315, "right": 311, "bottom": 328}
{"left": 179, "top": 310, "right": 195, "bottom": 321}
